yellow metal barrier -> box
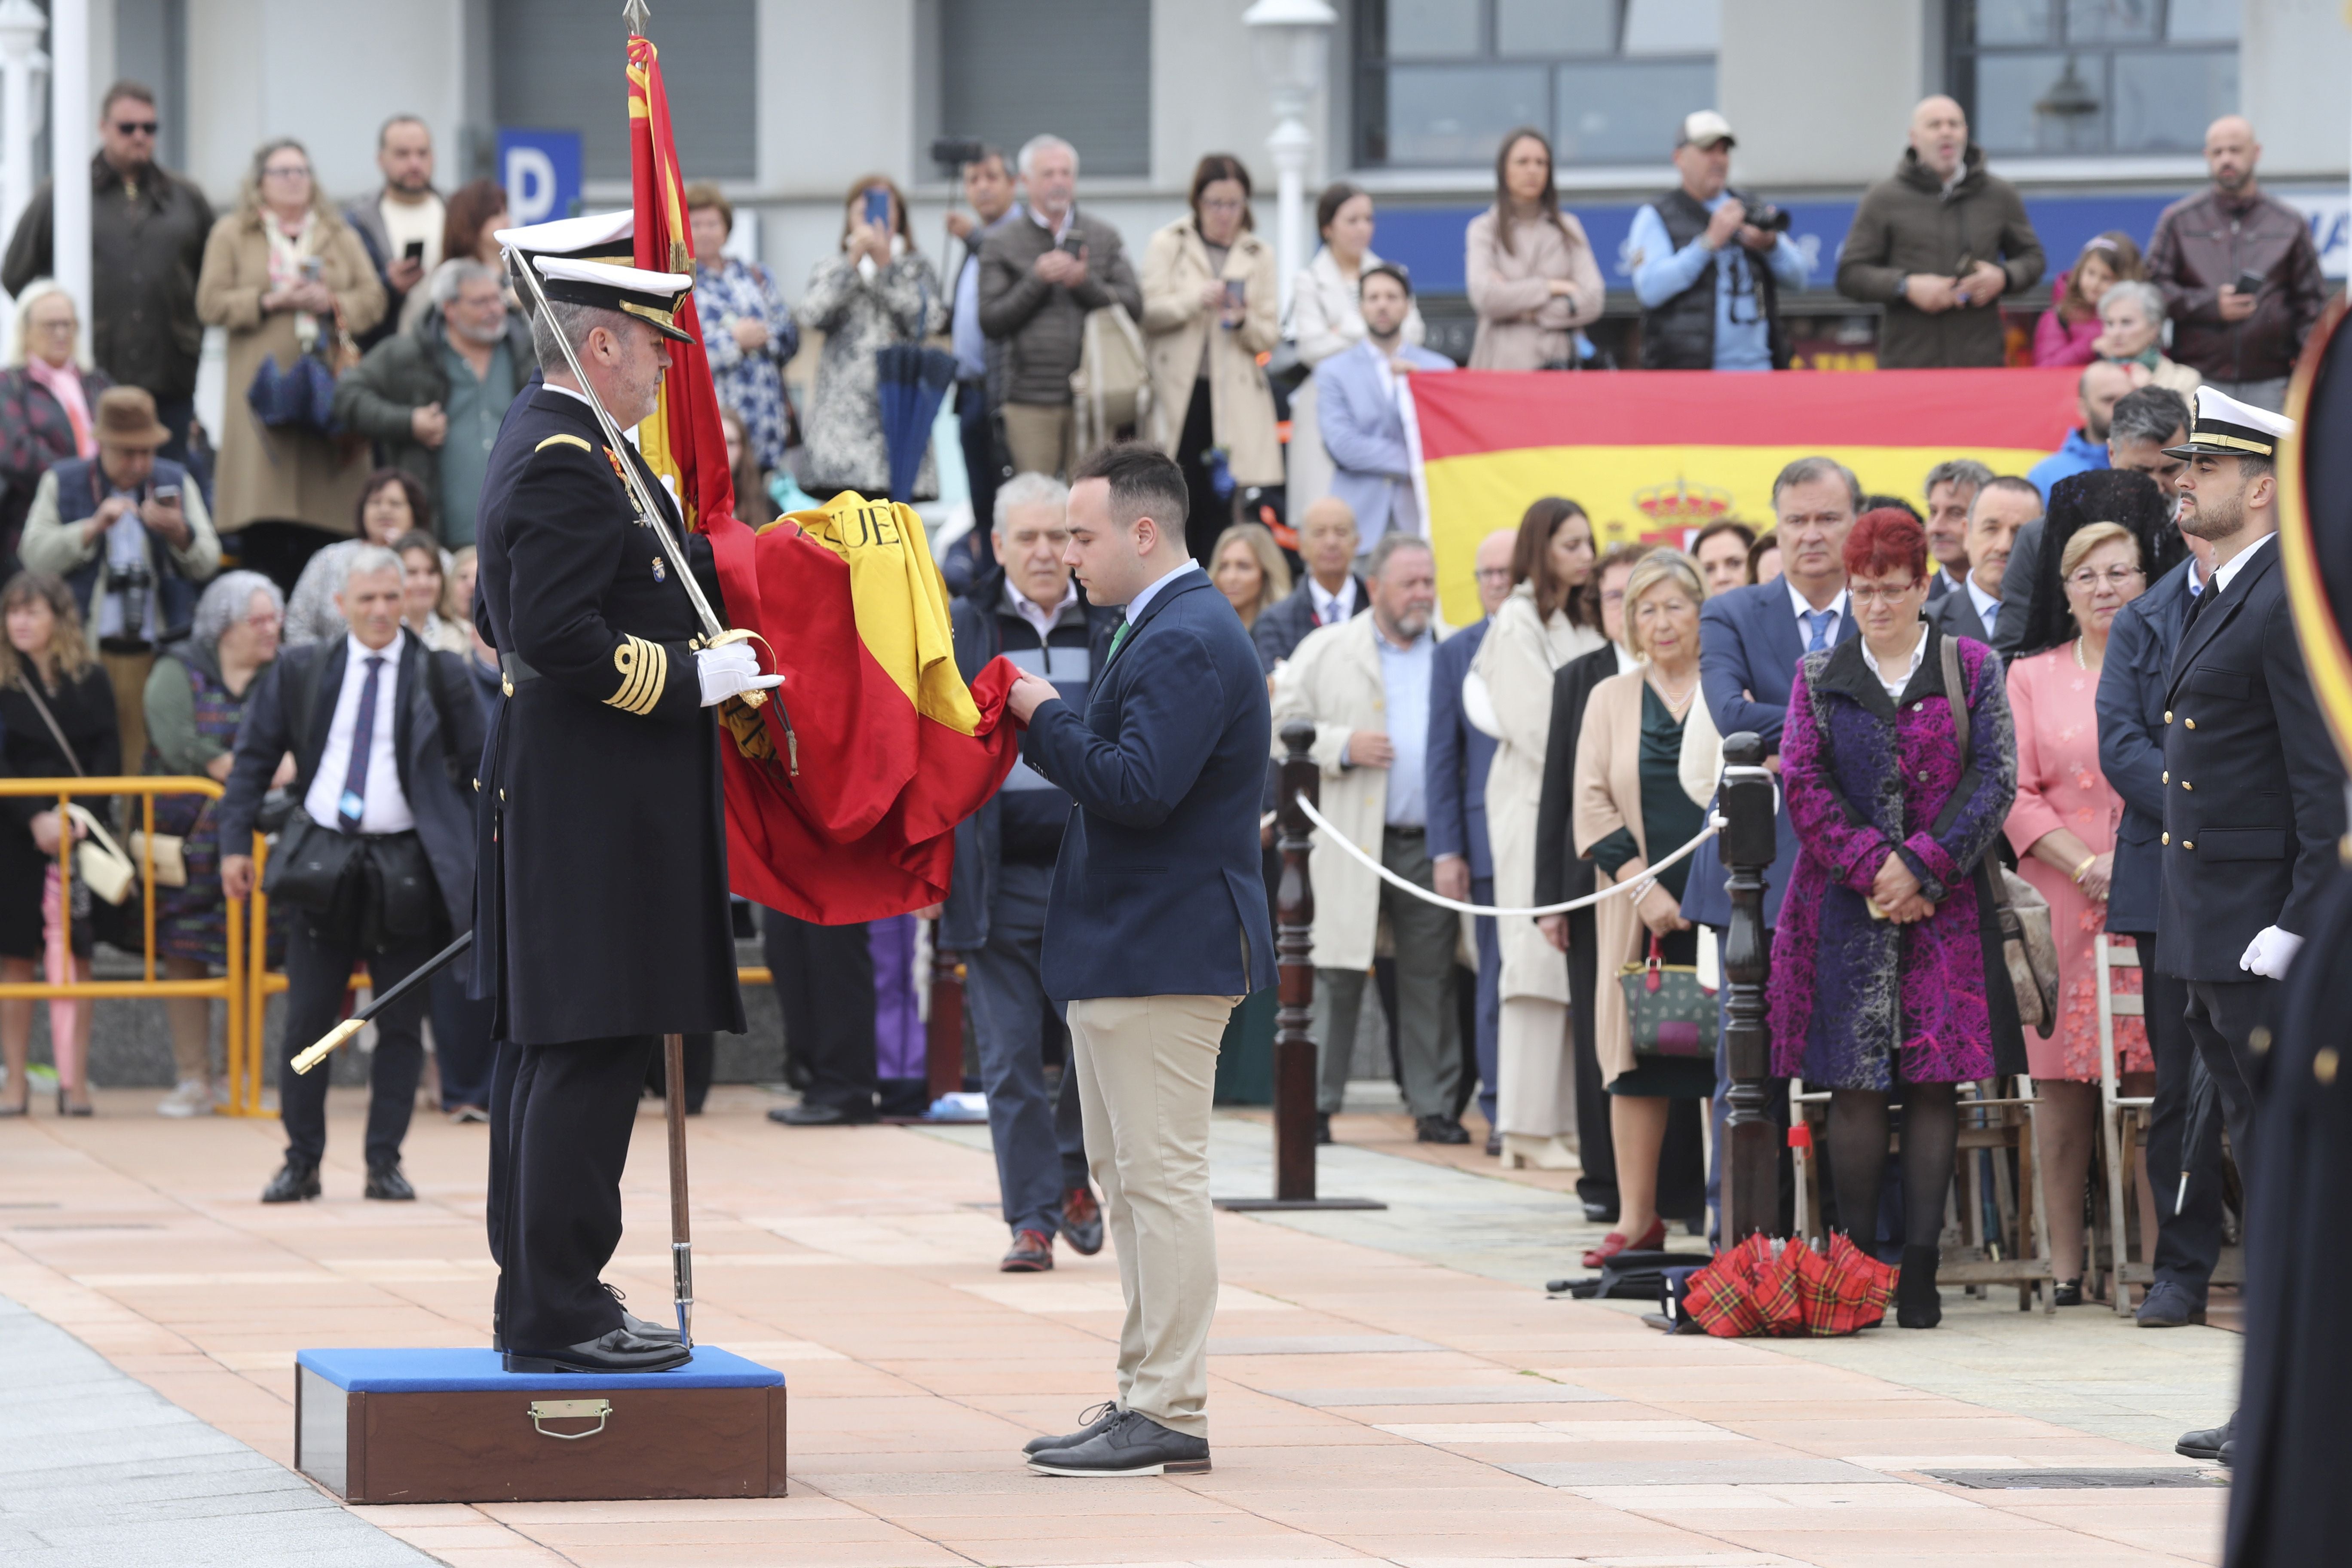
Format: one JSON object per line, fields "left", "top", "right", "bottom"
{"left": 0, "top": 776, "right": 268, "bottom": 1116}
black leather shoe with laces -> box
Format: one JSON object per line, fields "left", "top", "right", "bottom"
{"left": 502, "top": 1327, "right": 692, "bottom": 1375}
{"left": 1023, "top": 1400, "right": 1120, "bottom": 1456}
{"left": 603, "top": 1281, "right": 679, "bottom": 1341}
{"left": 1027, "top": 1409, "right": 1209, "bottom": 1476}
{"left": 364, "top": 1163, "right": 415, "bottom": 1201}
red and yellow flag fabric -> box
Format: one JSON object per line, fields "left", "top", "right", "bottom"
{"left": 627, "top": 35, "right": 1019, "bottom": 922}
{"left": 1411, "top": 368, "right": 2082, "bottom": 625}
{"left": 627, "top": 33, "right": 734, "bottom": 531}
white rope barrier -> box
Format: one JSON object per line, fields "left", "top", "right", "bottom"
{"left": 1288, "top": 792, "right": 1724, "bottom": 919}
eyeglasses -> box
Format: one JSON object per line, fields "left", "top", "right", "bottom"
{"left": 2067, "top": 565, "right": 2145, "bottom": 591}
{"left": 1847, "top": 582, "right": 1923, "bottom": 605}
{"left": 262, "top": 164, "right": 310, "bottom": 181}
{"left": 1474, "top": 567, "right": 1513, "bottom": 584}
{"left": 1198, "top": 196, "right": 1248, "bottom": 213}
{"left": 112, "top": 120, "right": 158, "bottom": 136}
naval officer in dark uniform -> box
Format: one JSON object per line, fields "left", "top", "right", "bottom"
{"left": 471, "top": 251, "right": 779, "bottom": 1375}
{"left": 2154, "top": 386, "right": 2344, "bottom": 1464}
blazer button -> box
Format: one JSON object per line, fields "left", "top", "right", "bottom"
{"left": 2182, "top": 780, "right": 2193, "bottom": 790}
{"left": 2162, "top": 832, "right": 2170, "bottom": 845}
{"left": 2318, "top": 1047, "right": 2340, "bottom": 1087}
{"left": 2183, "top": 839, "right": 2195, "bottom": 850}
{"left": 2163, "top": 709, "right": 2173, "bottom": 723}
{"left": 2162, "top": 771, "right": 2169, "bottom": 784}
{"left": 2184, "top": 718, "right": 2197, "bottom": 729}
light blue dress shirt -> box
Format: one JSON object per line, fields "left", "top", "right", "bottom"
{"left": 1377, "top": 629, "right": 1434, "bottom": 828}
{"left": 1628, "top": 196, "right": 1811, "bottom": 371}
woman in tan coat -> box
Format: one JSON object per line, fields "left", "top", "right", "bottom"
{"left": 1473, "top": 496, "right": 1603, "bottom": 1168}
{"left": 196, "top": 137, "right": 385, "bottom": 587}
{"left": 1141, "top": 154, "right": 1280, "bottom": 564}
{"left": 1574, "top": 550, "right": 1717, "bottom": 1263}
{"left": 1465, "top": 129, "right": 1604, "bottom": 371}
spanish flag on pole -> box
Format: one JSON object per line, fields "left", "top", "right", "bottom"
{"left": 1411, "top": 368, "right": 2081, "bottom": 625}
{"left": 626, "top": 30, "right": 1020, "bottom": 922}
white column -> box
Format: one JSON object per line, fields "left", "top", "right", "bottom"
{"left": 1243, "top": 0, "right": 1335, "bottom": 322}
{"left": 49, "top": 0, "right": 88, "bottom": 323}
{"left": 0, "top": 0, "right": 45, "bottom": 258}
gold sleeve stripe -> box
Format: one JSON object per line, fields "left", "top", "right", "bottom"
{"left": 606, "top": 635, "right": 667, "bottom": 716}
{"left": 535, "top": 433, "right": 592, "bottom": 453}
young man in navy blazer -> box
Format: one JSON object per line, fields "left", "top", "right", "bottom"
{"left": 1004, "top": 441, "right": 1276, "bottom": 1478}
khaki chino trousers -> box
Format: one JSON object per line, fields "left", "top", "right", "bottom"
{"left": 1065, "top": 991, "right": 1240, "bottom": 1439}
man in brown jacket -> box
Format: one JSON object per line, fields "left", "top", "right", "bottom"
{"left": 1836, "top": 96, "right": 2044, "bottom": 369}
{"left": 977, "top": 135, "right": 1142, "bottom": 481}
{"left": 2144, "top": 116, "right": 2325, "bottom": 414}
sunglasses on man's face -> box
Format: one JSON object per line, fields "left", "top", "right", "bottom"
{"left": 112, "top": 120, "right": 159, "bottom": 136}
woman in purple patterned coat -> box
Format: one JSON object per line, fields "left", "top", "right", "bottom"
{"left": 1769, "top": 508, "right": 2025, "bottom": 1328}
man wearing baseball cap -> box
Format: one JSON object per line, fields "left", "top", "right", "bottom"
{"left": 1627, "top": 111, "right": 1810, "bottom": 371}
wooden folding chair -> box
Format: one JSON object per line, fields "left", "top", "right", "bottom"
{"left": 2094, "top": 934, "right": 2156, "bottom": 1315}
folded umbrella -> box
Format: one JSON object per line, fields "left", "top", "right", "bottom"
{"left": 875, "top": 343, "right": 960, "bottom": 502}
{"left": 2177, "top": 1048, "right": 2218, "bottom": 1214}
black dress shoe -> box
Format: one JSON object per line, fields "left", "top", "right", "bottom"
{"left": 1023, "top": 1399, "right": 1119, "bottom": 1456}
{"left": 261, "top": 1160, "right": 321, "bottom": 1204}
{"left": 2137, "top": 1279, "right": 2208, "bottom": 1327}
{"left": 1581, "top": 1200, "right": 1619, "bottom": 1225}
{"left": 1896, "top": 1244, "right": 1942, "bottom": 1329}
{"left": 1484, "top": 1131, "right": 1501, "bottom": 1157}
{"left": 503, "top": 1327, "right": 692, "bottom": 1375}
{"left": 1061, "top": 1186, "right": 1105, "bottom": 1256}
{"left": 364, "top": 1163, "right": 415, "bottom": 1201}
{"left": 767, "top": 1101, "right": 875, "bottom": 1127}
{"left": 2177, "top": 1415, "right": 2233, "bottom": 1464}
{"left": 1415, "top": 1115, "right": 1470, "bottom": 1145}
{"left": 603, "top": 1282, "right": 679, "bottom": 1342}
{"left": 1028, "top": 1409, "right": 1210, "bottom": 1476}
{"left": 1001, "top": 1228, "right": 1054, "bottom": 1272}
{"left": 1314, "top": 1112, "right": 1333, "bottom": 1145}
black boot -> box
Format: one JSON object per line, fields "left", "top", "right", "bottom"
{"left": 1896, "top": 1244, "right": 1942, "bottom": 1329}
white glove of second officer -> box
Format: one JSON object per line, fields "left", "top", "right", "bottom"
{"left": 2238, "top": 925, "right": 2305, "bottom": 981}
{"left": 695, "top": 643, "right": 783, "bottom": 707}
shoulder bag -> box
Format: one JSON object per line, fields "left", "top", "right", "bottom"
{"left": 1939, "top": 635, "right": 2057, "bottom": 1031}
{"left": 14, "top": 674, "right": 139, "bottom": 906}
{"left": 1617, "top": 932, "right": 1718, "bottom": 1059}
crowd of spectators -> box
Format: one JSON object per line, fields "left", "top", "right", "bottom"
{"left": 0, "top": 80, "right": 2335, "bottom": 1470}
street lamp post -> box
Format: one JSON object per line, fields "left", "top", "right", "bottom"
{"left": 49, "top": 0, "right": 88, "bottom": 324}
{"left": 1241, "top": 0, "right": 1335, "bottom": 320}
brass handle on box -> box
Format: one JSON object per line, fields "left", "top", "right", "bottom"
{"left": 527, "top": 1398, "right": 612, "bottom": 1439}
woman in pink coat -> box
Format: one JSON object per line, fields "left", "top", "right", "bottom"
{"left": 2004, "top": 519, "right": 2156, "bottom": 1304}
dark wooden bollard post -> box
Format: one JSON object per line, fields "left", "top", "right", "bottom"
{"left": 1218, "top": 720, "right": 1382, "bottom": 1213}
{"left": 1718, "top": 730, "right": 1780, "bottom": 1246}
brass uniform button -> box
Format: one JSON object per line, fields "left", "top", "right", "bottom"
{"left": 2162, "top": 833, "right": 2170, "bottom": 845}
{"left": 2185, "top": 717, "right": 2197, "bottom": 729}
{"left": 2251, "top": 1026, "right": 2272, "bottom": 1055}
{"left": 2182, "top": 780, "right": 2193, "bottom": 791}
{"left": 2162, "top": 771, "right": 2170, "bottom": 784}
{"left": 2318, "top": 1047, "right": 2341, "bottom": 1087}
{"left": 2183, "top": 840, "right": 2194, "bottom": 851}
{"left": 2164, "top": 710, "right": 2173, "bottom": 723}
{"left": 502, "top": 675, "right": 514, "bottom": 697}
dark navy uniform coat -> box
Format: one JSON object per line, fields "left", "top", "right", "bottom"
{"left": 2155, "top": 539, "right": 2345, "bottom": 982}
{"left": 469, "top": 383, "right": 744, "bottom": 1045}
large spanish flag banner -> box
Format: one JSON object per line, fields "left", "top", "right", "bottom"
{"left": 1412, "top": 368, "right": 2083, "bottom": 625}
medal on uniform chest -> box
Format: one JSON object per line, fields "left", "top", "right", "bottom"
{"left": 652, "top": 556, "right": 666, "bottom": 582}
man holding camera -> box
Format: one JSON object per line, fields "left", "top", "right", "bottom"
{"left": 18, "top": 385, "right": 221, "bottom": 766}
{"left": 1628, "top": 112, "right": 1809, "bottom": 371}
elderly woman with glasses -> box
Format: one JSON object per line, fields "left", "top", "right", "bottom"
{"left": 2004, "top": 520, "right": 2156, "bottom": 1302}
{"left": 143, "top": 570, "right": 290, "bottom": 1116}
{"left": 1770, "top": 508, "right": 2024, "bottom": 1329}
{"left": 0, "top": 282, "right": 111, "bottom": 567}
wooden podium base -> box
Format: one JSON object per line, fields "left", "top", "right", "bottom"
{"left": 295, "top": 1348, "right": 785, "bottom": 1504}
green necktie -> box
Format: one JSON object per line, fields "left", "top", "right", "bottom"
{"left": 1106, "top": 619, "right": 1132, "bottom": 665}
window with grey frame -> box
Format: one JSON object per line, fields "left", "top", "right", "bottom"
{"left": 1353, "top": 0, "right": 1718, "bottom": 169}
{"left": 1951, "top": 0, "right": 2238, "bottom": 159}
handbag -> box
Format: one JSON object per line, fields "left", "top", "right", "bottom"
{"left": 246, "top": 349, "right": 340, "bottom": 435}
{"left": 129, "top": 830, "right": 188, "bottom": 889}
{"left": 1071, "top": 300, "right": 1152, "bottom": 461}
{"left": 1939, "top": 636, "right": 2058, "bottom": 1031}
{"left": 1616, "top": 933, "right": 1718, "bottom": 1059}
{"left": 14, "top": 674, "right": 138, "bottom": 906}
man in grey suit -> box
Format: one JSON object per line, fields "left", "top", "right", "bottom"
{"left": 1315, "top": 265, "right": 1452, "bottom": 538}
{"left": 1928, "top": 474, "right": 2039, "bottom": 647}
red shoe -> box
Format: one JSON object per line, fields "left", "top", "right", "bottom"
{"left": 1581, "top": 1217, "right": 1666, "bottom": 1269}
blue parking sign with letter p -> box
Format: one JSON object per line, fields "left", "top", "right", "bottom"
{"left": 496, "top": 128, "right": 582, "bottom": 227}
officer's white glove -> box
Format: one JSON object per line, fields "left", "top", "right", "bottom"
{"left": 695, "top": 643, "right": 783, "bottom": 707}
{"left": 2238, "top": 925, "right": 2305, "bottom": 980}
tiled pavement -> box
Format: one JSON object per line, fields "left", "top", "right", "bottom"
{"left": 0, "top": 1086, "right": 2236, "bottom": 1566}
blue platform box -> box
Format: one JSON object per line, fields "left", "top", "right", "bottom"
{"left": 294, "top": 1348, "right": 786, "bottom": 1504}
